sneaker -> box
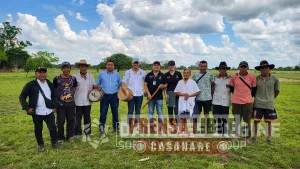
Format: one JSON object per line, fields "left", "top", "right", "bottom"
{"left": 266, "top": 140, "right": 274, "bottom": 146}
{"left": 38, "top": 145, "right": 45, "bottom": 152}
{"left": 68, "top": 137, "right": 75, "bottom": 143}
{"left": 52, "top": 143, "right": 63, "bottom": 149}
{"left": 212, "top": 133, "right": 222, "bottom": 138}
{"left": 251, "top": 137, "right": 257, "bottom": 143}
{"left": 58, "top": 140, "right": 64, "bottom": 144}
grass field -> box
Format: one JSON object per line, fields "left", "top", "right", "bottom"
{"left": 0, "top": 69, "right": 300, "bottom": 169}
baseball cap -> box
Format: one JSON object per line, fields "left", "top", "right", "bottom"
{"left": 35, "top": 66, "right": 47, "bottom": 72}
{"left": 61, "top": 61, "right": 71, "bottom": 68}
{"left": 153, "top": 61, "right": 160, "bottom": 65}
{"left": 168, "top": 60, "right": 175, "bottom": 66}
{"left": 239, "top": 61, "right": 248, "bottom": 67}
{"left": 132, "top": 58, "right": 139, "bottom": 63}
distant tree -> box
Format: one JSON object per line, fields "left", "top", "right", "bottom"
{"left": 5, "top": 48, "right": 30, "bottom": 70}
{"left": 24, "top": 51, "right": 59, "bottom": 76}
{"left": 103, "top": 53, "right": 132, "bottom": 72}
{"left": 294, "top": 63, "right": 300, "bottom": 71}
{"left": 0, "top": 46, "right": 7, "bottom": 62}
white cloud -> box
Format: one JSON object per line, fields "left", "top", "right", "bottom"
{"left": 75, "top": 12, "right": 88, "bottom": 21}
{"left": 6, "top": 14, "right": 12, "bottom": 22}
{"left": 72, "top": 0, "right": 85, "bottom": 6}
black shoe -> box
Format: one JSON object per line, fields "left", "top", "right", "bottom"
{"left": 251, "top": 137, "right": 257, "bottom": 143}
{"left": 266, "top": 140, "right": 274, "bottom": 146}
{"left": 38, "top": 145, "right": 45, "bottom": 152}
{"left": 52, "top": 143, "right": 63, "bottom": 149}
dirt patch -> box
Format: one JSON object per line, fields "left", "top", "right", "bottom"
{"left": 279, "top": 78, "right": 300, "bottom": 82}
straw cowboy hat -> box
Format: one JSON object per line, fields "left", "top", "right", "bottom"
{"left": 75, "top": 59, "right": 90, "bottom": 67}
{"left": 215, "top": 61, "right": 231, "bottom": 70}
{"left": 254, "top": 60, "right": 275, "bottom": 70}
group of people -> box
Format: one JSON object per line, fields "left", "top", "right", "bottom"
{"left": 19, "top": 58, "right": 280, "bottom": 152}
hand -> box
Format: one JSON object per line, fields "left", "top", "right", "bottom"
{"left": 158, "top": 84, "right": 163, "bottom": 89}
{"left": 165, "top": 94, "right": 168, "bottom": 100}
{"left": 147, "top": 93, "right": 152, "bottom": 100}
{"left": 184, "top": 93, "right": 189, "bottom": 100}
{"left": 53, "top": 108, "right": 57, "bottom": 113}
{"left": 121, "top": 87, "right": 126, "bottom": 94}
{"left": 95, "top": 86, "right": 102, "bottom": 91}
{"left": 27, "top": 108, "right": 34, "bottom": 115}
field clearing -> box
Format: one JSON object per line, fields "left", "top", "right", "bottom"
{"left": 0, "top": 69, "right": 300, "bottom": 169}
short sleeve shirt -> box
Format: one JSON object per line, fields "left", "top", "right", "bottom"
{"left": 192, "top": 72, "right": 214, "bottom": 101}
{"left": 230, "top": 72, "right": 256, "bottom": 104}
{"left": 254, "top": 74, "right": 280, "bottom": 110}
{"left": 164, "top": 71, "right": 183, "bottom": 91}
{"left": 212, "top": 75, "right": 232, "bottom": 107}
{"left": 144, "top": 71, "right": 165, "bottom": 100}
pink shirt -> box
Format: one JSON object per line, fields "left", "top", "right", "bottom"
{"left": 230, "top": 72, "right": 256, "bottom": 104}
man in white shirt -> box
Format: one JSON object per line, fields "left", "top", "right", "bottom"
{"left": 74, "top": 59, "right": 96, "bottom": 137}
{"left": 121, "top": 58, "right": 146, "bottom": 128}
{"left": 19, "top": 66, "right": 62, "bottom": 152}
{"left": 212, "top": 62, "right": 231, "bottom": 137}
{"left": 174, "top": 68, "right": 200, "bottom": 135}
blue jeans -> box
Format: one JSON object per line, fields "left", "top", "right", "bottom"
{"left": 148, "top": 99, "right": 163, "bottom": 124}
{"left": 128, "top": 96, "right": 143, "bottom": 125}
{"left": 99, "top": 93, "right": 119, "bottom": 131}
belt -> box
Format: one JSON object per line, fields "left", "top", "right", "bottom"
{"left": 103, "top": 92, "right": 117, "bottom": 96}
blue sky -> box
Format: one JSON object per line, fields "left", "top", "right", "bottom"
{"left": 1, "top": 0, "right": 299, "bottom": 67}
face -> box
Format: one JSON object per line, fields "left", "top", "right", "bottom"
{"left": 168, "top": 65, "right": 175, "bottom": 71}
{"left": 106, "top": 61, "right": 114, "bottom": 72}
{"left": 183, "top": 69, "right": 191, "bottom": 79}
{"left": 79, "top": 64, "right": 88, "bottom": 74}
{"left": 218, "top": 67, "right": 227, "bottom": 74}
{"left": 35, "top": 71, "right": 47, "bottom": 81}
{"left": 238, "top": 65, "right": 248, "bottom": 73}
{"left": 260, "top": 66, "right": 270, "bottom": 74}
{"left": 199, "top": 63, "right": 207, "bottom": 72}
{"left": 153, "top": 64, "right": 160, "bottom": 71}
{"left": 132, "top": 62, "right": 139, "bottom": 69}
{"left": 61, "top": 66, "right": 71, "bottom": 75}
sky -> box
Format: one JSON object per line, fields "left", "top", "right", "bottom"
{"left": 1, "top": 0, "right": 300, "bottom": 68}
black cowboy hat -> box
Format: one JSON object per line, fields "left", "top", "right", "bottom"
{"left": 255, "top": 60, "right": 275, "bottom": 70}
{"left": 215, "top": 61, "right": 230, "bottom": 70}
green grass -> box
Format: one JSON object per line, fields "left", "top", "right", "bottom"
{"left": 0, "top": 69, "right": 300, "bottom": 169}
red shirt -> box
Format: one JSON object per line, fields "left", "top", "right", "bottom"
{"left": 230, "top": 72, "right": 256, "bottom": 104}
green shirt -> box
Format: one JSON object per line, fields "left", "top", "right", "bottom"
{"left": 192, "top": 72, "right": 214, "bottom": 101}
{"left": 254, "top": 74, "right": 280, "bottom": 110}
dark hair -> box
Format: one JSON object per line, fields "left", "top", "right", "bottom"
{"left": 199, "top": 60, "right": 207, "bottom": 65}
{"left": 106, "top": 60, "right": 114, "bottom": 65}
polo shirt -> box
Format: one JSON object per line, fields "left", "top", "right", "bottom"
{"left": 254, "top": 74, "right": 280, "bottom": 110}
{"left": 212, "top": 74, "right": 231, "bottom": 107}
{"left": 144, "top": 71, "right": 165, "bottom": 100}
{"left": 192, "top": 72, "right": 214, "bottom": 101}
{"left": 164, "top": 71, "right": 183, "bottom": 91}
{"left": 230, "top": 72, "right": 256, "bottom": 104}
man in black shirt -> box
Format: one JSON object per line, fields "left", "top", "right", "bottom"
{"left": 144, "top": 61, "right": 166, "bottom": 131}
{"left": 164, "top": 60, "right": 183, "bottom": 127}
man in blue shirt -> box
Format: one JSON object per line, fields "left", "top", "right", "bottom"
{"left": 96, "top": 60, "right": 121, "bottom": 133}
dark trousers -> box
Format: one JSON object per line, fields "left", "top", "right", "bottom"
{"left": 212, "top": 105, "right": 229, "bottom": 134}
{"left": 32, "top": 112, "right": 57, "bottom": 145}
{"left": 57, "top": 101, "right": 76, "bottom": 140}
{"left": 99, "top": 93, "right": 119, "bottom": 131}
{"left": 232, "top": 103, "right": 252, "bottom": 138}
{"left": 167, "top": 97, "right": 179, "bottom": 126}
{"left": 127, "top": 96, "right": 143, "bottom": 127}
{"left": 75, "top": 105, "right": 91, "bottom": 135}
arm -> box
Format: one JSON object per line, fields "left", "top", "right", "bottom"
{"left": 144, "top": 82, "right": 151, "bottom": 100}
{"left": 189, "top": 91, "right": 200, "bottom": 97}
{"left": 251, "top": 75, "right": 257, "bottom": 97}
{"left": 274, "top": 77, "right": 280, "bottom": 98}
{"left": 230, "top": 76, "right": 235, "bottom": 93}
{"left": 19, "top": 82, "right": 31, "bottom": 111}
{"left": 210, "top": 74, "right": 215, "bottom": 97}
{"left": 95, "top": 73, "right": 102, "bottom": 91}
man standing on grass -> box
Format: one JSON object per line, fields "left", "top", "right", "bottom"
{"left": 252, "top": 60, "right": 280, "bottom": 145}
{"left": 121, "top": 58, "right": 146, "bottom": 129}
{"left": 212, "top": 62, "right": 231, "bottom": 137}
{"left": 19, "top": 66, "right": 62, "bottom": 152}
{"left": 230, "top": 61, "right": 256, "bottom": 144}
{"left": 192, "top": 60, "right": 214, "bottom": 134}
{"left": 96, "top": 60, "right": 121, "bottom": 134}
{"left": 164, "top": 60, "right": 183, "bottom": 128}
{"left": 144, "top": 61, "right": 166, "bottom": 132}
{"left": 74, "top": 59, "right": 96, "bottom": 139}
{"left": 54, "top": 62, "right": 78, "bottom": 143}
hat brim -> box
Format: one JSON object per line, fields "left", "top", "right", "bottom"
{"left": 75, "top": 62, "right": 90, "bottom": 68}
{"left": 255, "top": 64, "right": 275, "bottom": 70}
{"left": 215, "top": 67, "right": 230, "bottom": 70}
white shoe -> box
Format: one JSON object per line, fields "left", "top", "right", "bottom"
{"left": 223, "top": 134, "right": 230, "bottom": 138}
{"left": 212, "top": 133, "right": 222, "bottom": 138}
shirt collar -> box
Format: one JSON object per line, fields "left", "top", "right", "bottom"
{"left": 259, "top": 73, "right": 272, "bottom": 80}
{"left": 106, "top": 70, "right": 114, "bottom": 74}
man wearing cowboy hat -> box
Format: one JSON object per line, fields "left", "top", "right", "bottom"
{"left": 74, "top": 59, "right": 97, "bottom": 138}
{"left": 252, "top": 60, "right": 280, "bottom": 145}
{"left": 121, "top": 58, "right": 146, "bottom": 129}
{"left": 230, "top": 61, "right": 256, "bottom": 144}
{"left": 212, "top": 62, "right": 231, "bottom": 137}
{"left": 53, "top": 61, "right": 78, "bottom": 143}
